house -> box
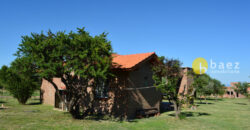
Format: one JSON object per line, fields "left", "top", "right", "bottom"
{"left": 223, "top": 82, "right": 250, "bottom": 98}
{"left": 223, "top": 86, "right": 237, "bottom": 98}
{"left": 41, "top": 52, "right": 162, "bottom": 119}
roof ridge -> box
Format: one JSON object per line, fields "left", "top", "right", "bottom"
{"left": 116, "top": 52, "right": 155, "bottom": 56}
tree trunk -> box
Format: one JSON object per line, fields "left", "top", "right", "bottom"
{"left": 40, "top": 89, "right": 42, "bottom": 104}
{"left": 177, "top": 105, "right": 181, "bottom": 116}
{"left": 172, "top": 100, "right": 180, "bottom": 119}
{"left": 205, "top": 96, "right": 207, "bottom": 104}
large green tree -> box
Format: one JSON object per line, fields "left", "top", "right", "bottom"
{"left": 16, "top": 27, "right": 112, "bottom": 119}
{"left": 153, "top": 57, "right": 185, "bottom": 119}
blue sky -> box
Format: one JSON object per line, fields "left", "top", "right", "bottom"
{"left": 0, "top": 0, "right": 249, "bottom": 85}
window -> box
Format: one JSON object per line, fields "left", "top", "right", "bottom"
{"left": 95, "top": 78, "right": 109, "bottom": 98}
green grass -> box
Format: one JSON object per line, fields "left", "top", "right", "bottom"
{"left": 0, "top": 96, "right": 250, "bottom": 130}
{"left": 0, "top": 89, "right": 40, "bottom": 97}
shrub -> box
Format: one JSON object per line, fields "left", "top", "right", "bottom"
{"left": 0, "top": 58, "right": 40, "bottom": 104}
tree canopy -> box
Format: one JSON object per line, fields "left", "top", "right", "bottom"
{"left": 152, "top": 57, "right": 184, "bottom": 118}
{"left": 16, "top": 27, "right": 113, "bottom": 118}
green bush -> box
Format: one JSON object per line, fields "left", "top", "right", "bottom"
{"left": 178, "top": 113, "right": 187, "bottom": 120}
{"left": 5, "top": 70, "right": 38, "bottom": 104}
{"left": 0, "top": 58, "right": 40, "bottom": 104}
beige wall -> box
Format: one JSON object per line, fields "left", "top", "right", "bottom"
{"left": 41, "top": 79, "right": 55, "bottom": 105}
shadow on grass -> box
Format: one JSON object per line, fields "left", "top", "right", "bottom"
{"left": 24, "top": 110, "right": 41, "bottom": 113}
{"left": 197, "top": 98, "right": 224, "bottom": 101}
{"left": 65, "top": 112, "right": 139, "bottom": 123}
{"left": 160, "top": 102, "right": 174, "bottom": 113}
{"left": 27, "top": 102, "right": 41, "bottom": 105}
{"left": 206, "top": 98, "right": 224, "bottom": 101}
{"left": 196, "top": 102, "right": 214, "bottom": 105}
{"left": 98, "top": 116, "right": 138, "bottom": 122}
{"left": 234, "top": 103, "right": 247, "bottom": 105}
{"left": 31, "top": 98, "right": 40, "bottom": 101}
{"left": 169, "top": 112, "right": 211, "bottom": 118}
{"left": 0, "top": 108, "right": 7, "bottom": 110}
{"left": 0, "top": 101, "right": 6, "bottom": 103}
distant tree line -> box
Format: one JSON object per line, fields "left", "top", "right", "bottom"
{"left": 192, "top": 73, "right": 225, "bottom": 103}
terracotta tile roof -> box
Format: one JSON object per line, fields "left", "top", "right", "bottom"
{"left": 112, "top": 52, "right": 156, "bottom": 70}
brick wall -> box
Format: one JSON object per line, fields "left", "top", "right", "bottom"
{"left": 40, "top": 60, "right": 161, "bottom": 119}
{"left": 223, "top": 82, "right": 247, "bottom": 98}
{"left": 41, "top": 78, "right": 65, "bottom": 106}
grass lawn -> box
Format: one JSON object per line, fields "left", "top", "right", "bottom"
{"left": 0, "top": 96, "right": 250, "bottom": 130}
